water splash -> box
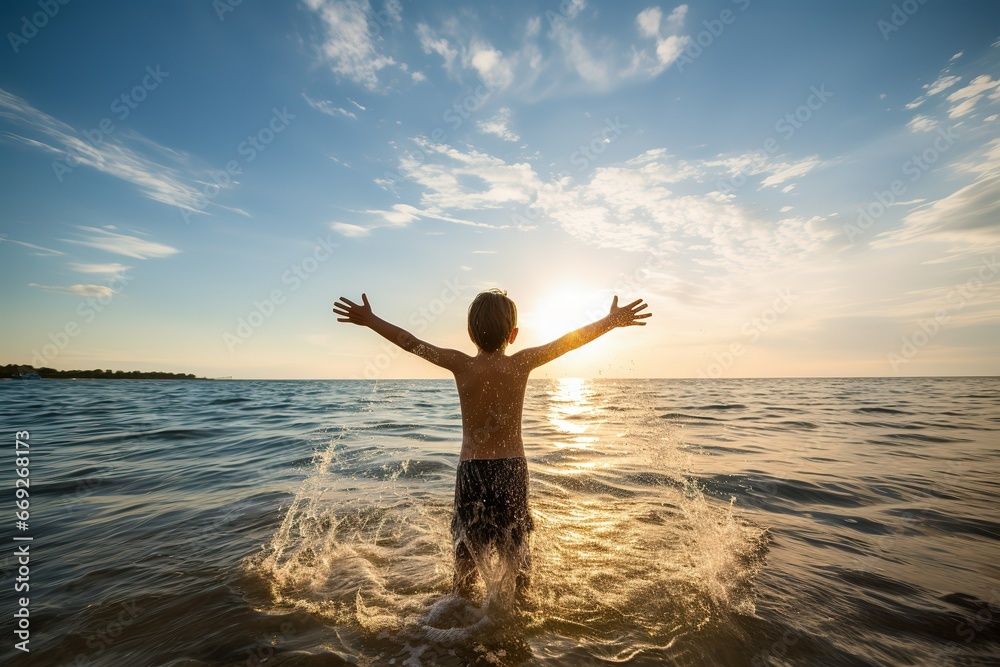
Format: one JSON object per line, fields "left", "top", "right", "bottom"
{"left": 243, "top": 416, "right": 768, "bottom": 665}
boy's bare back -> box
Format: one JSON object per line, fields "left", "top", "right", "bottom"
{"left": 452, "top": 352, "right": 531, "bottom": 460}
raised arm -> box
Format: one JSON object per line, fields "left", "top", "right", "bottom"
{"left": 514, "top": 296, "right": 651, "bottom": 370}
{"left": 333, "top": 293, "right": 469, "bottom": 372}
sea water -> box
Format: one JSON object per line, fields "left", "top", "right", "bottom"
{"left": 0, "top": 377, "right": 997, "bottom": 666}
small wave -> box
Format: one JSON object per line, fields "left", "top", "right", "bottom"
{"left": 834, "top": 567, "right": 923, "bottom": 596}
{"left": 810, "top": 511, "right": 892, "bottom": 535}
{"left": 146, "top": 427, "right": 220, "bottom": 440}
{"left": 882, "top": 432, "right": 968, "bottom": 444}
{"left": 854, "top": 407, "right": 912, "bottom": 415}
{"left": 689, "top": 404, "right": 747, "bottom": 410}
{"left": 659, "top": 412, "right": 722, "bottom": 421}
{"left": 207, "top": 396, "right": 252, "bottom": 405}
{"left": 701, "top": 474, "right": 872, "bottom": 509}
{"left": 31, "top": 477, "right": 123, "bottom": 496}
{"left": 850, "top": 420, "right": 924, "bottom": 430}
{"left": 776, "top": 420, "right": 819, "bottom": 429}
{"left": 887, "top": 507, "right": 1000, "bottom": 540}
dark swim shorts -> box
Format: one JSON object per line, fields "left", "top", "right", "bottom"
{"left": 451, "top": 456, "right": 534, "bottom": 554}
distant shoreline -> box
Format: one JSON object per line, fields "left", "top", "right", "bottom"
{"left": 2, "top": 364, "right": 207, "bottom": 380}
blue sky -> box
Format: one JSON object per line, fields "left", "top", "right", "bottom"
{"left": 1, "top": 0, "right": 998, "bottom": 379}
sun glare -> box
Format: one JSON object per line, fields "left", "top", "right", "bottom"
{"left": 527, "top": 286, "right": 608, "bottom": 344}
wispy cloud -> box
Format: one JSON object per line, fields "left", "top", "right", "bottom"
{"left": 4, "top": 238, "right": 65, "bottom": 256}
{"left": 303, "top": 0, "right": 404, "bottom": 91}
{"left": 28, "top": 283, "right": 116, "bottom": 297}
{"left": 904, "top": 70, "right": 1000, "bottom": 121}
{"left": 877, "top": 58, "right": 1000, "bottom": 260}
{"left": 628, "top": 5, "right": 691, "bottom": 77}
{"left": 417, "top": 22, "right": 515, "bottom": 89}
{"left": 397, "top": 137, "right": 541, "bottom": 212}
{"left": 905, "top": 74, "right": 961, "bottom": 110}
{"left": 331, "top": 221, "right": 370, "bottom": 237}
{"left": 686, "top": 151, "right": 825, "bottom": 189}
{"left": 945, "top": 74, "right": 1000, "bottom": 118}
{"left": 416, "top": 22, "right": 460, "bottom": 75}
{"left": 907, "top": 114, "right": 939, "bottom": 132}
{"left": 379, "top": 137, "right": 835, "bottom": 271}
{"left": 0, "top": 88, "right": 224, "bottom": 214}
{"left": 477, "top": 107, "right": 520, "bottom": 142}
{"left": 302, "top": 92, "right": 358, "bottom": 119}
{"left": 69, "top": 262, "right": 133, "bottom": 275}
{"left": 872, "top": 171, "right": 1000, "bottom": 256}
{"left": 60, "top": 226, "right": 179, "bottom": 260}
{"left": 363, "top": 203, "right": 506, "bottom": 229}
{"left": 414, "top": 2, "right": 692, "bottom": 99}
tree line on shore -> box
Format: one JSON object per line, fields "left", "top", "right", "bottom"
{"left": 2, "top": 364, "right": 205, "bottom": 380}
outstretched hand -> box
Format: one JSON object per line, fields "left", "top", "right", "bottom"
{"left": 607, "top": 295, "right": 651, "bottom": 328}
{"left": 333, "top": 293, "right": 375, "bottom": 326}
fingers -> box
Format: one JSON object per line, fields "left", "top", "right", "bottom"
{"left": 632, "top": 302, "right": 648, "bottom": 313}
{"left": 611, "top": 295, "right": 619, "bottom": 309}
{"left": 362, "top": 293, "right": 370, "bottom": 307}
{"left": 332, "top": 307, "right": 350, "bottom": 317}
{"left": 339, "top": 296, "right": 359, "bottom": 308}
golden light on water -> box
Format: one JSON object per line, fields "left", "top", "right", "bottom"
{"left": 547, "top": 378, "right": 609, "bottom": 477}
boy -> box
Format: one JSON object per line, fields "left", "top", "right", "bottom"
{"left": 332, "top": 288, "right": 650, "bottom": 600}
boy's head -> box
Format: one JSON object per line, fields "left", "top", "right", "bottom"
{"left": 468, "top": 289, "right": 518, "bottom": 353}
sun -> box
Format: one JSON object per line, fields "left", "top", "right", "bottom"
{"left": 524, "top": 285, "right": 609, "bottom": 344}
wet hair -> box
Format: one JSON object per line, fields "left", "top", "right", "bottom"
{"left": 467, "top": 288, "right": 517, "bottom": 353}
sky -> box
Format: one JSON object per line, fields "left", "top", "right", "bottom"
{"left": 0, "top": 0, "right": 998, "bottom": 379}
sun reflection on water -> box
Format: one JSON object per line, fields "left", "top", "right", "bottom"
{"left": 547, "top": 377, "right": 599, "bottom": 443}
